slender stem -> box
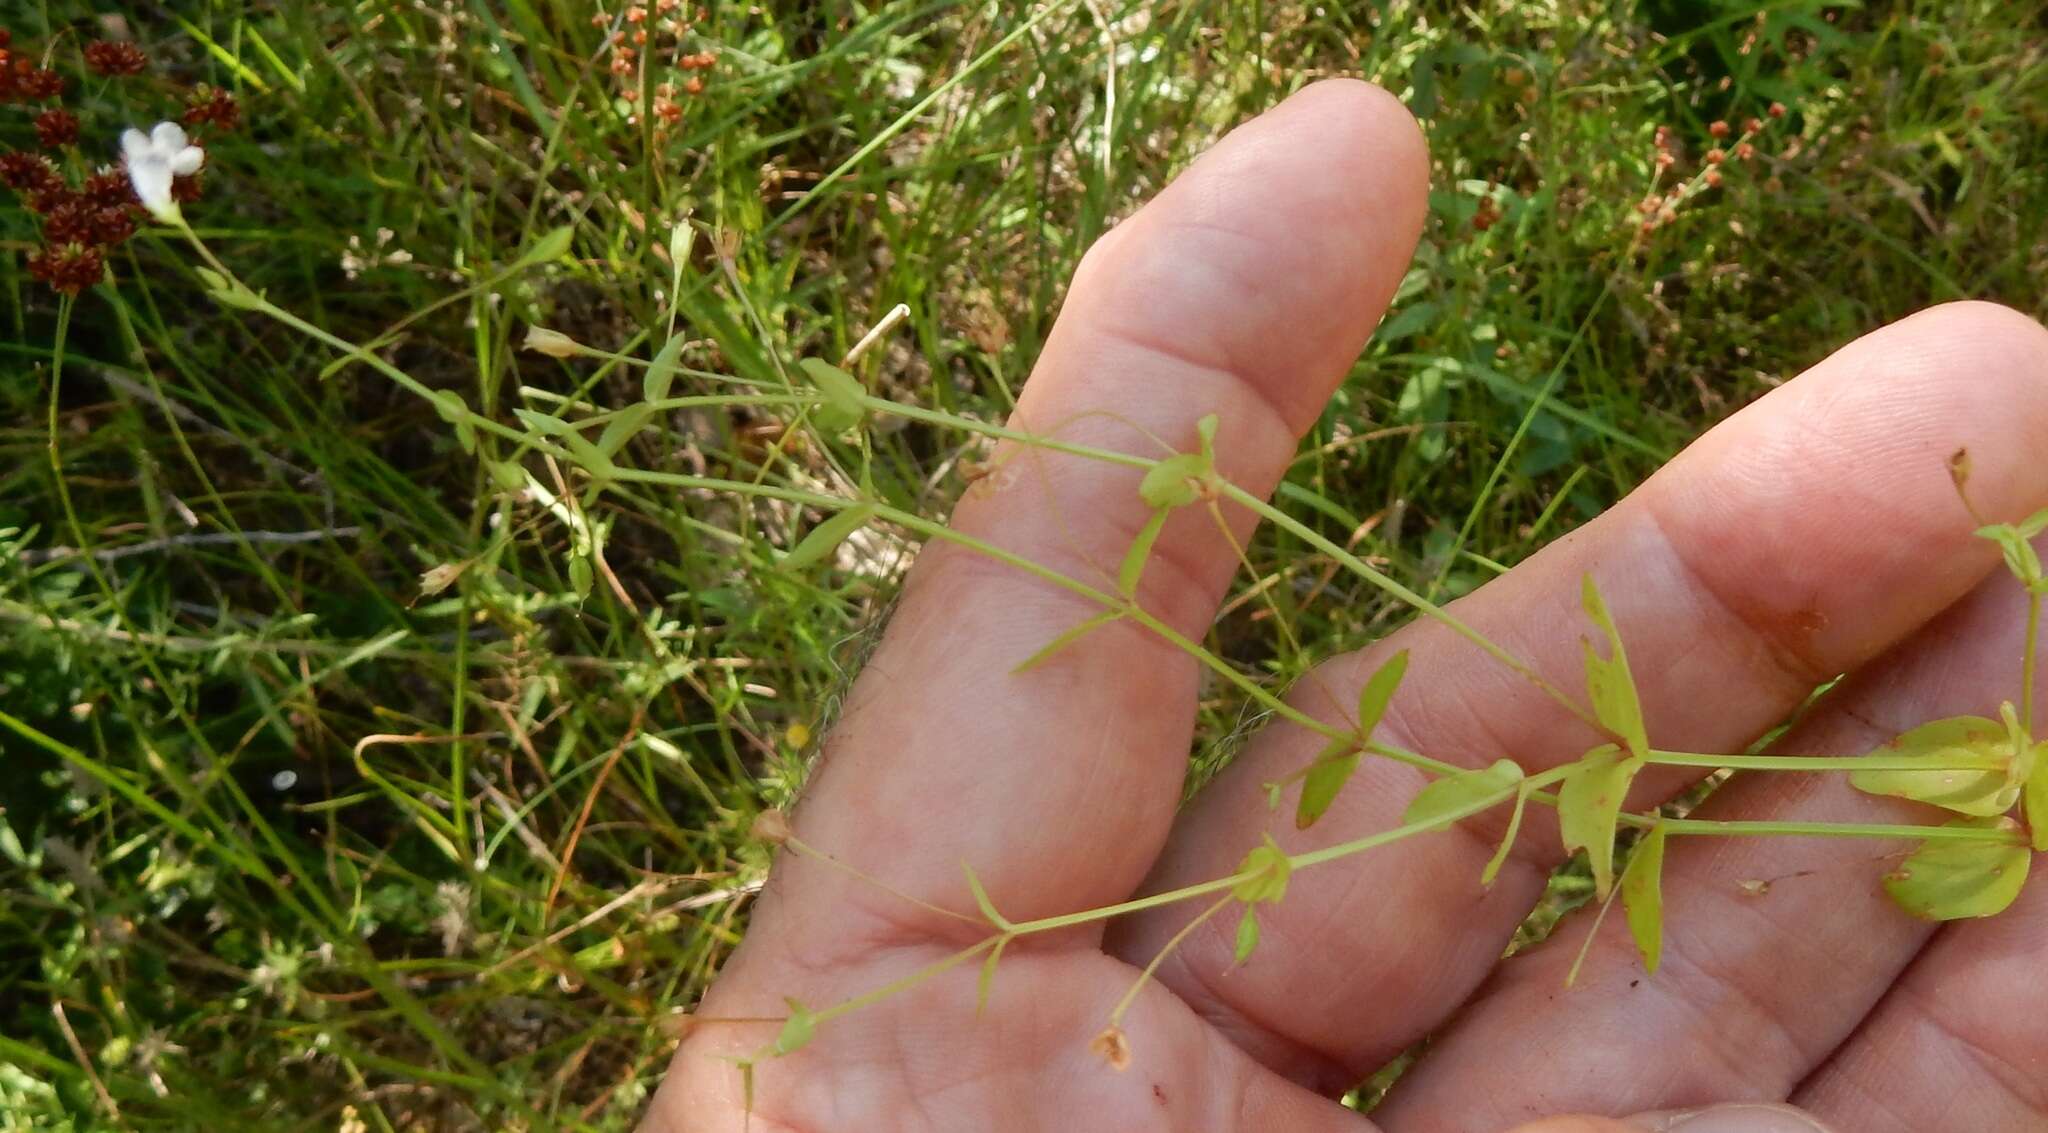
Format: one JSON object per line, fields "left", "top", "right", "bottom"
{"left": 807, "top": 937, "right": 997, "bottom": 1029}
{"left": 1645, "top": 750, "right": 2010, "bottom": 773}
{"left": 1664, "top": 818, "right": 2023, "bottom": 843}
{"left": 1107, "top": 894, "right": 1233, "bottom": 1026}
{"left": 2023, "top": 588, "right": 2041, "bottom": 737}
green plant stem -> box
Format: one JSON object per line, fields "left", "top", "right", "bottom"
{"left": 1645, "top": 750, "right": 2012, "bottom": 773}
{"left": 1660, "top": 817, "right": 2024, "bottom": 842}
{"left": 1107, "top": 893, "right": 1234, "bottom": 1025}
{"left": 2024, "top": 588, "right": 2041, "bottom": 737}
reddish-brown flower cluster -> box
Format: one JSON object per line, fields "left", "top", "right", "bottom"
{"left": 597, "top": 3, "right": 716, "bottom": 126}
{"left": 182, "top": 85, "right": 239, "bottom": 132}
{"left": 28, "top": 244, "right": 104, "bottom": 294}
{"left": 0, "top": 27, "right": 225, "bottom": 295}
{"left": 83, "top": 40, "right": 147, "bottom": 77}
{"left": 34, "top": 107, "right": 77, "bottom": 148}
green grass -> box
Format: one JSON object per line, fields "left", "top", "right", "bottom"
{"left": 2, "top": 0, "right": 2044, "bottom": 1127}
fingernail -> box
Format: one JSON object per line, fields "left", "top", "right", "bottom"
{"left": 1633, "top": 1103, "right": 1835, "bottom": 1133}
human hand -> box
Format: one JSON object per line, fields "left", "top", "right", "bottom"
{"left": 643, "top": 80, "right": 2048, "bottom": 1132}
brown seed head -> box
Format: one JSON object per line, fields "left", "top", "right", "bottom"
{"left": 84, "top": 40, "right": 148, "bottom": 77}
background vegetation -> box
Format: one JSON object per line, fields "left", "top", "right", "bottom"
{"left": 3, "top": 0, "right": 2044, "bottom": 1128}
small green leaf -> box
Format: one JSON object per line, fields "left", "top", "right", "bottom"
{"left": 1232, "top": 835, "right": 1291, "bottom": 905}
{"left": 512, "top": 407, "right": 570, "bottom": 437}
{"left": 1403, "top": 758, "right": 1524, "bottom": 831}
{"left": 1295, "top": 742, "right": 1360, "bottom": 830}
{"left": 595, "top": 404, "right": 655, "bottom": 459}
{"left": 644, "top": 334, "right": 686, "bottom": 403}
{"left": 560, "top": 432, "right": 616, "bottom": 479}
{"left": 2024, "top": 750, "right": 2048, "bottom": 852}
{"left": 1233, "top": 907, "right": 1260, "bottom": 965}
{"left": 2017, "top": 507, "right": 2048, "bottom": 539}
{"left": 567, "top": 554, "right": 594, "bottom": 599}
{"left": 1195, "top": 413, "right": 1219, "bottom": 459}
{"left": 486, "top": 459, "right": 527, "bottom": 492}
{"left": 772, "top": 998, "right": 816, "bottom": 1055}
{"left": 1355, "top": 649, "right": 1409, "bottom": 739}
{"left": 962, "top": 862, "right": 1012, "bottom": 930}
{"left": 1013, "top": 611, "right": 1120, "bottom": 674}
{"left": 1976, "top": 523, "right": 2044, "bottom": 587}
{"left": 1118, "top": 508, "right": 1171, "bottom": 597}
{"left": 1849, "top": 716, "right": 2024, "bottom": 817}
{"left": 976, "top": 935, "right": 1008, "bottom": 1016}
{"left": 797, "top": 357, "right": 866, "bottom": 433}
{"left": 1883, "top": 818, "right": 2031, "bottom": 920}
{"left": 1619, "top": 824, "right": 1668, "bottom": 974}
{"left": 1139, "top": 453, "right": 1205, "bottom": 509}
{"left": 1559, "top": 744, "right": 1637, "bottom": 900}
{"left": 1581, "top": 574, "right": 1649, "bottom": 758}
{"left": 782, "top": 504, "right": 876, "bottom": 571}
{"left": 193, "top": 266, "right": 229, "bottom": 292}
{"left": 514, "top": 225, "right": 575, "bottom": 269}
{"left": 1480, "top": 783, "right": 1530, "bottom": 886}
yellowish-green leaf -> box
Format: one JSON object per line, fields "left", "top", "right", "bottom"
{"left": 1013, "top": 611, "right": 1120, "bottom": 674}
{"left": 782, "top": 504, "right": 876, "bottom": 571}
{"left": 1119, "top": 508, "right": 1172, "bottom": 597}
{"left": 643, "top": 334, "right": 686, "bottom": 403}
{"left": 1580, "top": 574, "right": 1649, "bottom": 758}
{"left": 1295, "top": 742, "right": 1360, "bottom": 831}
{"left": 1403, "top": 758, "right": 1523, "bottom": 832}
{"left": 1233, "top": 907, "right": 1260, "bottom": 965}
{"left": 1480, "top": 783, "right": 1530, "bottom": 886}
{"left": 1196, "top": 413, "right": 1219, "bottom": 458}
{"left": 596, "top": 404, "right": 655, "bottom": 459}
{"left": 512, "top": 407, "right": 570, "bottom": 436}
{"left": 566, "top": 554, "right": 593, "bottom": 599}
{"left": 486, "top": 459, "right": 527, "bottom": 492}
{"left": 1232, "top": 835, "right": 1291, "bottom": 905}
{"left": 1559, "top": 743, "right": 1637, "bottom": 900}
{"left": 514, "top": 225, "right": 575, "bottom": 269}
{"left": 1978, "top": 523, "right": 2045, "bottom": 586}
{"left": 962, "top": 861, "right": 1012, "bottom": 931}
{"left": 772, "top": 998, "right": 816, "bottom": 1055}
{"left": 977, "top": 935, "right": 1008, "bottom": 1016}
{"left": 1355, "top": 648, "right": 1409, "bottom": 740}
{"left": 1849, "top": 716, "right": 2023, "bottom": 817}
{"left": 798, "top": 357, "right": 866, "bottom": 432}
{"left": 1619, "top": 823, "right": 1668, "bottom": 974}
{"left": 2025, "top": 751, "right": 2048, "bottom": 852}
{"left": 1139, "top": 453, "right": 1205, "bottom": 509}
{"left": 1883, "top": 818, "right": 2031, "bottom": 920}
{"left": 2017, "top": 507, "right": 2048, "bottom": 539}
{"left": 560, "top": 432, "right": 616, "bottom": 479}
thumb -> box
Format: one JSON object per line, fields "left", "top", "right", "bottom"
{"left": 1508, "top": 1103, "right": 1836, "bottom": 1133}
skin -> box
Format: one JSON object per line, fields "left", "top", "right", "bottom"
{"left": 643, "top": 81, "right": 2048, "bottom": 1132}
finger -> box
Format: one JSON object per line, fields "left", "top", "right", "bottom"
{"left": 1375, "top": 534, "right": 2046, "bottom": 1129}
{"left": 1791, "top": 872, "right": 2048, "bottom": 1130}
{"left": 1108, "top": 302, "right": 2048, "bottom": 1088}
{"left": 767, "top": 81, "right": 1429, "bottom": 941}
{"left": 1507, "top": 1107, "right": 1834, "bottom": 1133}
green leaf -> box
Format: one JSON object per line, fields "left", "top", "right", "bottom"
{"left": 1195, "top": 413, "right": 1219, "bottom": 459}
{"left": 781, "top": 504, "right": 876, "bottom": 571}
{"left": 486, "top": 459, "right": 527, "bottom": 492}
{"left": 1233, "top": 907, "right": 1260, "bottom": 965}
{"left": 1402, "top": 758, "right": 1523, "bottom": 831}
{"left": 2017, "top": 507, "right": 2048, "bottom": 539}
{"left": 1118, "top": 508, "right": 1171, "bottom": 597}
{"left": 1232, "top": 835, "right": 1291, "bottom": 905}
{"left": 961, "top": 862, "right": 1012, "bottom": 930}
{"left": 1976, "top": 523, "right": 2044, "bottom": 587}
{"left": 1619, "top": 823, "right": 1668, "bottom": 974}
{"left": 514, "top": 225, "right": 575, "bottom": 269}
{"left": 772, "top": 998, "right": 816, "bottom": 1055}
{"left": 1580, "top": 574, "right": 1649, "bottom": 758}
{"left": 595, "top": 404, "right": 655, "bottom": 459}
{"left": 1883, "top": 818, "right": 2031, "bottom": 920}
{"left": 1013, "top": 611, "right": 1121, "bottom": 674}
{"left": 512, "top": 408, "right": 569, "bottom": 437}
{"left": 1480, "top": 783, "right": 1530, "bottom": 886}
{"left": 643, "top": 334, "right": 686, "bottom": 403}
{"left": 1295, "top": 743, "right": 1360, "bottom": 830}
{"left": 560, "top": 432, "right": 616, "bottom": 479}
{"left": 1849, "top": 716, "right": 2024, "bottom": 817}
{"left": 1355, "top": 649, "right": 1409, "bottom": 739}
{"left": 1559, "top": 744, "right": 1637, "bottom": 900}
{"left": 976, "top": 935, "right": 1008, "bottom": 1016}
{"left": 566, "top": 554, "right": 594, "bottom": 599}
{"left": 798, "top": 357, "right": 867, "bottom": 433}
{"left": 1139, "top": 453, "right": 1205, "bottom": 509}
{"left": 2025, "top": 750, "right": 2048, "bottom": 852}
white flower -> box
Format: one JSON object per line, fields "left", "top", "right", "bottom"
{"left": 121, "top": 122, "right": 205, "bottom": 222}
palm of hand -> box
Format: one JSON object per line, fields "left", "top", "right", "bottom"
{"left": 649, "top": 82, "right": 2048, "bottom": 1133}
